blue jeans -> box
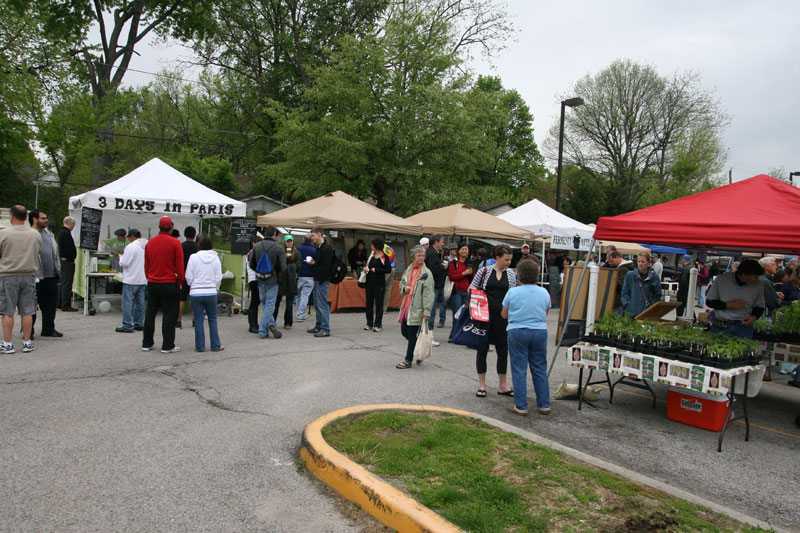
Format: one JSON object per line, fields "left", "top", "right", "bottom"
{"left": 696, "top": 285, "right": 708, "bottom": 307}
{"left": 428, "top": 289, "right": 442, "bottom": 330}
{"left": 437, "top": 290, "right": 448, "bottom": 324}
{"left": 258, "top": 282, "right": 279, "bottom": 336}
{"left": 295, "top": 277, "right": 314, "bottom": 320}
{"left": 448, "top": 291, "right": 467, "bottom": 341}
{"left": 313, "top": 281, "right": 330, "bottom": 333}
{"left": 710, "top": 321, "right": 753, "bottom": 339}
{"left": 508, "top": 328, "right": 550, "bottom": 411}
{"left": 190, "top": 294, "right": 221, "bottom": 351}
{"left": 121, "top": 283, "right": 145, "bottom": 331}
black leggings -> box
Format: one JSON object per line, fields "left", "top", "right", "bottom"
{"left": 365, "top": 281, "right": 385, "bottom": 327}
{"left": 475, "top": 313, "right": 508, "bottom": 374}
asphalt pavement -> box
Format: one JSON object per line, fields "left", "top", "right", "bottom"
{"left": 1, "top": 304, "right": 798, "bottom": 531}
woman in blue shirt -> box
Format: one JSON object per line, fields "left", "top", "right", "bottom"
{"left": 501, "top": 259, "right": 551, "bottom": 416}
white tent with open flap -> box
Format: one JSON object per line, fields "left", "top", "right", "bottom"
{"left": 497, "top": 199, "right": 595, "bottom": 252}
{"left": 67, "top": 158, "right": 246, "bottom": 312}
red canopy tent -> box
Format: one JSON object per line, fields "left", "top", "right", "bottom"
{"left": 593, "top": 175, "right": 800, "bottom": 253}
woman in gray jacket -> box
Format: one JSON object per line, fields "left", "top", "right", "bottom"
{"left": 395, "top": 246, "right": 435, "bottom": 369}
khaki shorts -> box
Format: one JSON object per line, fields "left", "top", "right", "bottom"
{"left": 0, "top": 275, "right": 37, "bottom": 316}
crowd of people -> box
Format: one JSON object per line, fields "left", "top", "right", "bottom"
{"left": 6, "top": 205, "right": 800, "bottom": 423}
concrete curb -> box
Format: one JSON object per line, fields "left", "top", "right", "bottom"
{"left": 301, "top": 404, "right": 780, "bottom": 533}
{"left": 300, "top": 404, "right": 466, "bottom": 532}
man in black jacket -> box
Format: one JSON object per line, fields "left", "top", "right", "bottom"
{"left": 308, "top": 226, "right": 334, "bottom": 337}
{"left": 249, "top": 225, "right": 287, "bottom": 339}
{"left": 424, "top": 234, "right": 446, "bottom": 343}
{"left": 57, "top": 216, "right": 78, "bottom": 311}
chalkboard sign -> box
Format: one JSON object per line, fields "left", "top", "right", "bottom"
{"left": 79, "top": 207, "right": 103, "bottom": 251}
{"left": 230, "top": 218, "right": 258, "bottom": 255}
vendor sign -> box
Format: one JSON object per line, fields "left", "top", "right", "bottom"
{"left": 569, "top": 343, "right": 761, "bottom": 396}
{"left": 550, "top": 228, "right": 594, "bottom": 252}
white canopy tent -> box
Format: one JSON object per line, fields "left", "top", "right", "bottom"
{"left": 68, "top": 158, "right": 246, "bottom": 241}
{"left": 497, "top": 199, "right": 595, "bottom": 252}
{"left": 67, "top": 158, "right": 246, "bottom": 311}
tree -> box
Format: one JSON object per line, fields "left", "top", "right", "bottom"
{"left": 18, "top": 0, "right": 216, "bottom": 183}
{"left": 257, "top": 0, "right": 512, "bottom": 214}
{"left": 471, "top": 75, "right": 545, "bottom": 196}
{"left": 552, "top": 59, "right": 728, "bottom": 216}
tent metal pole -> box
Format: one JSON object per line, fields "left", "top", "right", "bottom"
{"left": 548, "top": 239, "right": 596, "bottom": 377}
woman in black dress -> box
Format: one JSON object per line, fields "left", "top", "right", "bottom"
{"left": 469, "top": 244, "right": 517, "bottom": 397}
{"left": 364, "top": 238, "right": 392, "bottom": 332}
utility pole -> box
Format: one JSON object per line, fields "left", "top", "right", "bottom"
{"left": 728, "top": 168, "right": 732, "bottom": 185}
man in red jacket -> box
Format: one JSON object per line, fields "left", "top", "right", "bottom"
{"left": 142, "top": 216, "right": 184, "bottom": 353}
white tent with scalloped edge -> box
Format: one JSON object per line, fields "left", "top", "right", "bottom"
{"left": 68, "top": 158, "right": 245, "bottom": 242}
{"left": 497, "top": 199, "right": 595, "bottom": 252}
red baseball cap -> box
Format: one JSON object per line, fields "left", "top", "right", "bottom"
{"left": 159, "top": 216, "right": 174, "bottom": 229}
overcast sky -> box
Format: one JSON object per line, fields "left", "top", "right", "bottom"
{"left": 126, "top": 0, "right": 800, "bottom": 182}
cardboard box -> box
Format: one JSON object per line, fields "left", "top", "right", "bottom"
{"left": 666, "top": 388, "right": 729, "bottom": 432}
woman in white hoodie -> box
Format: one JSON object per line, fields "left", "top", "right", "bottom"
{"left": 185, "top": 236, "right": 223, "bottom": 352}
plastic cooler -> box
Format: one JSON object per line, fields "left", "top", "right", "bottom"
{"left": 666, "top": 387, "right": 729, "bottom": 432}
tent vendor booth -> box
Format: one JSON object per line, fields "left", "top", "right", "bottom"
{"left": 558, "top": 175, "right": 800, "bottom": 452}
{"left": 68, "top": 158, "right": 246, "bottom": 315}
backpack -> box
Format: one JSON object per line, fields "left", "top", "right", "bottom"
{"left": 254, "top": 248, "right": 274, "bottom": 281}
{"left": 329, "top": 253, "right": 347, "bottom": 284}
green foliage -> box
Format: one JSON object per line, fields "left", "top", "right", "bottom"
{"left": 258, "top": 3, "right": 529, "bottom": 215}
{"left": 163, "top": 146, "right": 237, "bottom": 197}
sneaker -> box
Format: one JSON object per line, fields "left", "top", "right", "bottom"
{"left": 297, "top": 317, "right": 306, "bottom": 322}
{"left": 364, "top": 325, "right": 372, "bottom": 330}
{"left": 0, "top": 344, "right": 15, "bottom": 354}
{"left": 506, "top": 404, "right": 528, "bottom": 416}
{"left": 307, "top": 327, "right": 320, "bottom": 334}
{"left": 779, "top": 370, "right": 790, "bottom": 375}
{"left": 269, "top": 324, "right": 282, "bottom": 339}
{"left": 115, "top": 327, "right": 133, "bottom": 333}
{"left": 538, "top": 407, "right": 551, "bottom": 416}
{"left": 142, "top": 346, "right": 154, "bottom": 352}
{"left": 314, "top": 330, "right": 330, "bottom": 337}
{"left": 373, "top": 326, "right": 382, "bottom": 332}
{"left": 161, "top": 346, "right": 181, "bottom": 354}
{"left": 22, "top": 342, "right": 34, "bottom": 353}
{"left": 432, "top": 340, "right": 440, "bottom": 347}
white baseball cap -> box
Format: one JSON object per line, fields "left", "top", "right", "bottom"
{"left": 419, "top": 237, "right": 430, "bottom": 245}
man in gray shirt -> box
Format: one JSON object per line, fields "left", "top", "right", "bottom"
{"left": 29, "top": 209, "right": 62, "bottom": 338}
{"left": 706, "top": 259, "right": 765, "bottom": 339}
{"left": 0, "top": 205, "right": 42, "bottom": 354}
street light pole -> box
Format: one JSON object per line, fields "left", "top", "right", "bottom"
{"left": 790, "top": 171, "right": 800, "bottom": 185}
{"left": 555, "top": 97, "right": 584, "bottom": 212}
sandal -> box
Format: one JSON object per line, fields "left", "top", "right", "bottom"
{"left": 476, "top": 389, "right": 487, "bottom": 398}
{"left": 396, "top": 361, "right": 412, "bottom": 369}
{"left": 498, "top": 389, "right": 514, "bottom": 397}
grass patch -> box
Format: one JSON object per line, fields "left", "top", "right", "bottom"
{"left": 322, "top": 412, "right": 768, "bottom": 532}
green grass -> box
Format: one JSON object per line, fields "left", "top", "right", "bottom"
{"left": 321, "top": 412, "right": 769, "bottom": 533}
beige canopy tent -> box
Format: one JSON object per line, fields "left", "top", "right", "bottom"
{"left": 587, "top": 224, "right": 648, "bottom": 255}
{"left": 256, "top": 191, "right": 422, "bottom": 234}
{"left": 405, "top": 204, "right": 533, "bottom": 241}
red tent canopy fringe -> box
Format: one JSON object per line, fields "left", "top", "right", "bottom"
{"left": 593, "top": 175, "right": 800, "bottom": 254}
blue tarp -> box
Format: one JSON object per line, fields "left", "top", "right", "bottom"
{"left": 639, "top": 244, "right": 687, "bottom": 254}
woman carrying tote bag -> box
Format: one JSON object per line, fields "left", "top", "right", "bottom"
{"left": 395, "top": 245, "right": 435, "bottom": 369}
{"left": 469, "top": 244, "right": 516, "bottom": 397}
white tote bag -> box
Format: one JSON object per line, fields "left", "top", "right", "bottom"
{"left": 413, "top": 322, "right": 433, "bottom": 361}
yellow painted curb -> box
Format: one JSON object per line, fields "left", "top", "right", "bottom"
{"left": 300, "top": 404, "right": 470, "bottom": 533}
